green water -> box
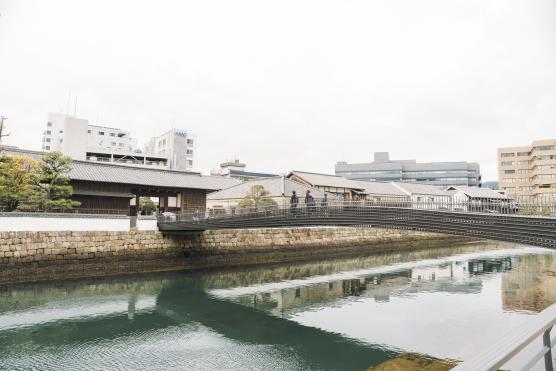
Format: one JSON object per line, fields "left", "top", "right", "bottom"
{"left": 1, "top": 242, "right": 555, "bottom": 370}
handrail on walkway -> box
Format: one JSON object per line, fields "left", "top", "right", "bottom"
{"left": 453, "top": 303, "right": 556, "bottom": 371}
{"left": 158, "top": 200, "right": 556, "bottom": 224}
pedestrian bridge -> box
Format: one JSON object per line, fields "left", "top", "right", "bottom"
{"left": 158, "top": 201, "right": 556, "bottom": 248}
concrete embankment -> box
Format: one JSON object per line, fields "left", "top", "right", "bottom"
{"left": 0, "top": 227, "right": 471, "bottom": 284}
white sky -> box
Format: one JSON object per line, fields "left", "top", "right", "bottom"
{"left": 0, "top": 0, "right": 555, "bottom": 181}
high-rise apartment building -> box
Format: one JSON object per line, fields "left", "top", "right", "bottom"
{"left": 335, "top": 152, "right": 481, "bottom": 187}
{"left": 143, "top": 129, "right": 195, "bottom": 171}
{"left": 497, "top": 139, "right": 556, "bottom": 201}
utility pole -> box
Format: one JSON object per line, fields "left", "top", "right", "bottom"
{"left": 0, "top": 116, "right": 9, "bottom": 153}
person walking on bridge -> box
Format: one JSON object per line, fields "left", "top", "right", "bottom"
{"left": 290, "top": 190, "right": 299, "bottom": 214}
{"left": 320, "top": 193, "right": 328, "bottom": 215}
{"left": 305, "top": 190, "right": 315, "bottom": 214}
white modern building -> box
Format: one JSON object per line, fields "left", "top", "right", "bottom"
{"left": 143, "top": 129, "right": 195, "bottom": 171}
{"left": 41, "top": 113, "right": 196, "bottom": 170}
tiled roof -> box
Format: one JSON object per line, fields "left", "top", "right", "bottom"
{"left": 208, "top": 176, "right": 328, "bottom": 200}
{"left": 3, "top": 147, "right": 240, "bottom": 191}
{"left": 351, "top": 181, "right": 408, "bottom": 196}
{"left": 392, "top": 182, "right": 450, "bottom": 196}
{"left": 447, "top": 186, "right": 509, "bottom": 200}
{"left": 288, "top": 171, "right": 365, "bottom": 189}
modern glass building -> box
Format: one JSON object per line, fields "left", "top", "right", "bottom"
{"left": 335, "top": 152, "right": 481, "bottom": 187}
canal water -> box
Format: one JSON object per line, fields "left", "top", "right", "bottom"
{"left": 1, "top": 241, "right": 555, "bottom": 370}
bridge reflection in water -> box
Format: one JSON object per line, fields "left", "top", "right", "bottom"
{"left": 159, "top": 201, "right": 556, "bottom": 248}
{"left": 1, "top": 242, "right": 555, "bottom": 370}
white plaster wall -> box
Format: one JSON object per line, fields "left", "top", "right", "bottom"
{"left": 137, "top": 219, "right": 157, "bottom": 231}
{"left": 0, "top": 217, "right": 130, "bottom": 232}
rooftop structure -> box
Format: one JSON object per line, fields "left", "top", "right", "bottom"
{"left": 335, "top": 152, "right": 481, "bottom": 187}
{"left": 211, "top": 159, "right": 278, "bottom": 181}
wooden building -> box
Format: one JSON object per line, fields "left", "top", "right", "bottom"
{"left": 4, "top": 148, "right": 239, "bottom": 215}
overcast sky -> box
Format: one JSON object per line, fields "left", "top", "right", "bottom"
{"left": 0, "top": 0, "right": 555, "bottom": 180}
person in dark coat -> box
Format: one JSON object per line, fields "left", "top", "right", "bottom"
{"left": 290, "top": 191, "right": 299, "bottom": 214}
{"left": 305, "top": 190, "right": 315, "bottom": 213}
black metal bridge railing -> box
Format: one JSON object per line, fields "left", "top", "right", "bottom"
{"left": 157, "top": 201, "right": 556, "bottom": 248}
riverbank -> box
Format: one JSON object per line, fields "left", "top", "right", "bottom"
{"left": 0, "top": 227, "right": 473, "bottom": 285}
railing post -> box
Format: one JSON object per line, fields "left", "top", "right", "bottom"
{"left": 543, "top": 326, "right": 553, "bottom": 371}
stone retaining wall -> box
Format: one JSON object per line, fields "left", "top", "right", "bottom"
{"left": 0, "top": 227, "right": 471, "bottom": 284}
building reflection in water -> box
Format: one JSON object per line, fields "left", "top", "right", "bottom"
{"left": 503, "top": 254, "right": 556, "bottom": 313}
{"left": 236, "top": 255, "right": 550, "bottom": 316}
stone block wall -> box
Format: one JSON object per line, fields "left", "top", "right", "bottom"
{"left": 0, "top": 227, "right": 469, "bottom": 284}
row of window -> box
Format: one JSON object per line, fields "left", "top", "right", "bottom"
{"left": 87, "top": 130, "right": 127, "bottom": 138}
{"left": 504, "top": 185, "right": 556, "bottom": 191}
{"left": 500, "top": 158, "right": 556, "bottom": 166}
{"left": 500, "top": 147, "right": 556, "bottom": 158}
{"left": 502, "top": 178, "right": 531, "bottom": 183}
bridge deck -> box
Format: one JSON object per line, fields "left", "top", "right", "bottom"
{"left": 158, "top": 203, "right": 556, "bottom": 248}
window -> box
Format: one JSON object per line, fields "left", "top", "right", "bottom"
{"left": 163, "top": 139, "right": 166, "bottom": 145}
{"left": 110, "top": 142, "right": 117, "bottom": 146}
{"left": 110, "top": 133, "right": 115, "bottom": 137}
{"left": 537, "top": 145, "right": 556, "bottom": 151}
{"left": 47, "top": 122, "right": 52, "bottom": 127}
{"left": 503, "top": 170, "right": 515, "bottom": 174}
{"left": 87, "top": 130, "right": 91, "bottom": 134}
{"left": 99, "top": 131, "right": 105, "bottom": 135}
{"left": 45, "top": 146, "right": 50, "bottom": 150}
{"left": 501, "top": 152, "right": 515, "bottom": 158}
{"left": 45, "top": 138, "right": 51, "bottom": 142}
{"left": 518, "top": 169, "right": 530, "bottom": 174}
{"left": 416, "top": 196, "right": 423, "bottom": 202}
{"left": 517, "top": 151, "right": 530, "bottom": 156}
{"left": 501, "top": 161, "right": 513, "bottom": 166}
{"left": 186, "top": 149, "right": 193, "bottom": 155}
{"left": 46, "top": 130, "right": 51, "bottom": 135}
{"left": 59, "top": 138, "right": 63, "bottom": 143}
{"left": 187, "top": 160, "right": 193, "bottom": 166}
{"left": 59, "top": 130, "right": 63, "bottom": 134}
{"left": 187, "top": 139, "right": 194, "bottom": 145}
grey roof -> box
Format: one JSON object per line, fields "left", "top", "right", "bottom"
{"left": 288, "top": 171, "right": 365, "bottom": 190}
{"left": 447, "top": 186, "right": 509, "bottom": 200}
{"left": 69, "top": 162, "right": 241, "bottom": 191}
{"left": 3, "top": 147, "right": 240, "bottom": 191}
{"left": 208, "top": 176, "right": 329, "bottom": 200}
{"left": 392, "top": 182, "right": 450, "bottom": 196}
{"left": 351, "top": 181, "right": 408, "bottom": 197}
{"left": 229, "top": 169, "right": 278, "bottom": 178}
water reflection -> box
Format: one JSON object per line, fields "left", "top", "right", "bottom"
{"left": 0, "top": 242, "right": 555, "bottom": 370}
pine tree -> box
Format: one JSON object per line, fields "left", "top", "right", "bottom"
{"left": 31, "top": 152, "right": 80, "bottom": 211}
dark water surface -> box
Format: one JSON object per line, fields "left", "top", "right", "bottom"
{"left": 1, "top": 241, "right": 555, "bottom": 370}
